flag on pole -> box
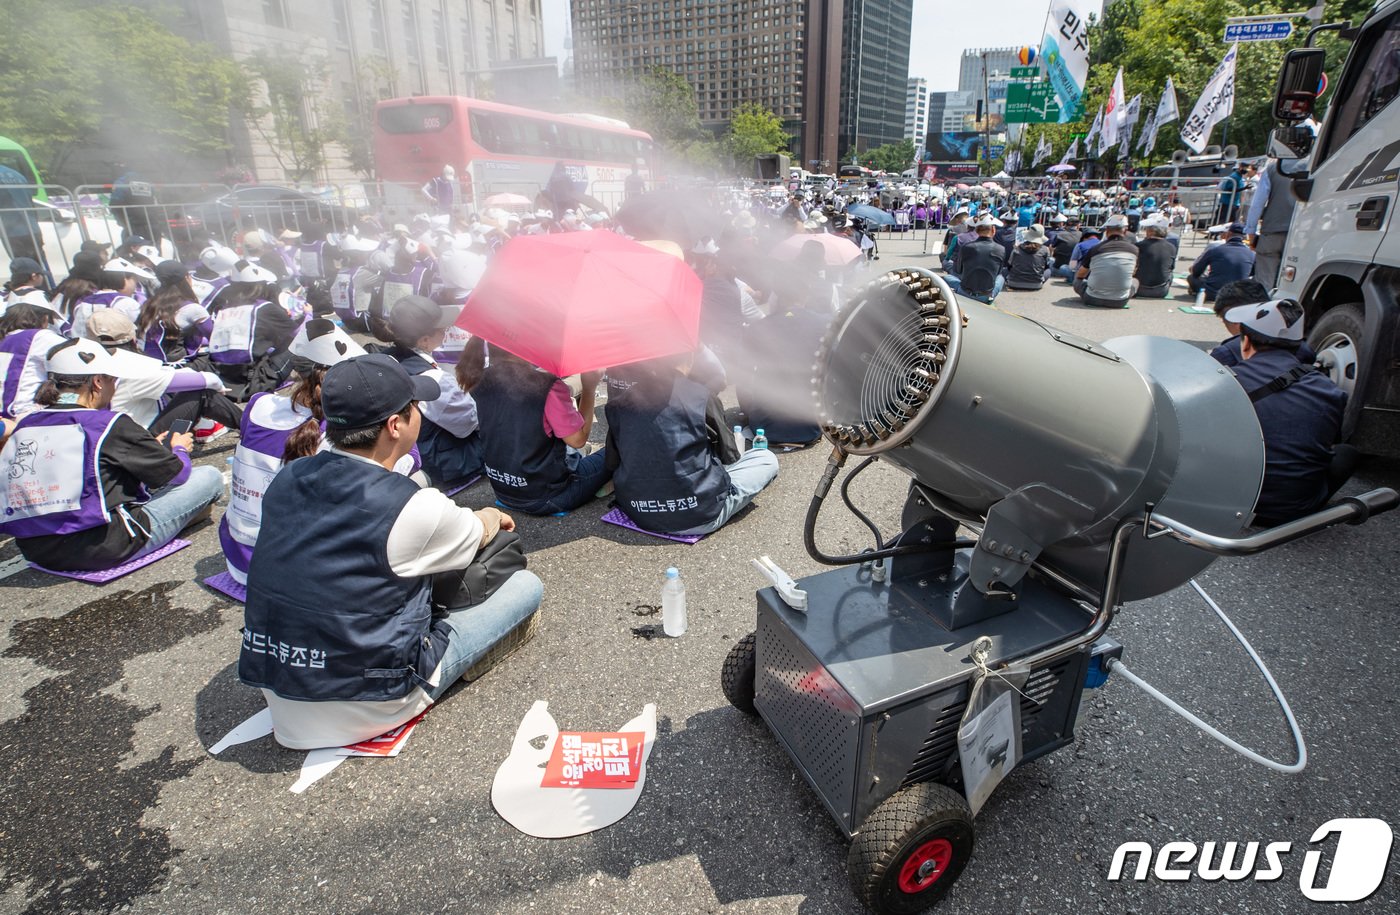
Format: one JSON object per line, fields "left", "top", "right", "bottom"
{"left": 1118, "top": 93, "right": 1142, "bottom": 158}
{"left": 1084, "top": 105, "right": 1104, "bottom": 152}
{"left": 1043, "top": 1, "right": 1091, "bottom": 122}
{"left": 1143, "top": 77, "right": 1179, "bottom": 153}
{"left": 1059, "top": 136, "right": 1079, "bottom": 166}
{"left": 1006, "top": 150, "right": 1023, "bottom": 173}
{"left": 1033, "top": 133, "right": 1053, "bottom": 167}
{"left": 1181, "top": 46, "right": 1237, "bottom": 153}
{"left": 1100, "top": 68, "right": 1126, "bottom": 154}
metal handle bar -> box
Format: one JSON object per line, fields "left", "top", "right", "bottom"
{"left": 1004, "top": 488, "right": 1397, "bottom": 673}
{"left": 1144, "top": 488, "right": 1399, "bottom": 555}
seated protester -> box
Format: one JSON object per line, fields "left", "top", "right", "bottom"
{"left": 1049, "top": 215, "right": 1082, "bottom": 277}
{"left": 328, "top": 235, "right": 385, "bottom": 334}
{"left": 0, "top": 338, "right": 223, "bottom": 572}
{"left": 138, "top": 260, "right": 214, "bottom": 364}
{"left": 71, "top": 258, "right": 154, "bottom": 340}
{"left": 295, "top": 222, "right": 340, "bottom": 288}
{"left": 692, "top": 238, "right": 748, "bottom": 359}
{"left": 1057, "top": 224, "right": 1099, "bottom": 281}
{"left": 380, "top": 236, "right": 438, "bottom": 320}
{"left": 207, "top": 259, "right": 301, "bottom": 399}
{"left": 993, "top": 210, "right": 1019, "bottom": 260}
{"left": 1004, "top": 224, "right": 1052, "bottom": 291}
{"left": 604, "top": 352, "right": 779, "bottom": 537}
{"left": 241, "top": 229, "right": 289, "bottom": 288}
{"left": 384, "top": 295, "right": 483, "bottom": 487}
{"left": 1133, "top": 216, "right": 1177, "bottom": 299}
{"left": 0, "top": 300, "right": 68, "bottom": 420}
{"left": 50, "top": 253, "right": 102, "bottom": 325}
{"left": 4, "top": 256, "right": 47, "bottom": 303}
{"left": 1222, "top": 298, "right": 1351, "bottom": 525}
{"left": 86, "top": 310, "right": 241, "bottom": 435}
{"left": 275, "top": 228, "right": 303, "bottom": 278}
{"left": 1074, "top": 215, "right": 1139, "bottom": 309}
{"left": 1187, "top": 222, "right": 1256, "bottom": 301}
{"left": 940, "top": 208, "right": 970, "bottom": 270}
{"left": 456, "top": 338, "right": 611, "bottom": 515}
{"left": 734, "top": 291, "right": 828, "bottom": 446}
{"left": 946, "top": 214, "right": 1006, "bottom": 303}
{"left": 1209, "top": 279, "right": 1316, "bottom": 368}
{"left": 194, "top": 243, "right": 238, "bottom": 314}
{"left": 432, "top": 239, "right": 487, "bottom": 366}
{"left": 238, "top": 354, "right": 544, "bottom": 750}
{"left": 220, "top": 320, "right": 417, "bottom": 585}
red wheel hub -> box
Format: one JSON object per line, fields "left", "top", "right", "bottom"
{"left": 897, "top": 837, "right": 953, "bottom": 893}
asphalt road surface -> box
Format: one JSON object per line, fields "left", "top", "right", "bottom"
{"left": 1, "top": 233, "right": 1396, "bottom": 915}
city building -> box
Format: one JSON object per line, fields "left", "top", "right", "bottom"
{"left": 931, "top": 91, "right": 978, "bottom": 133}
{"left": 148, "top": 0, "right": 549, "bottom": 183}
{"left": 569, "top": 0, "right": 913, "bottom": 173}
{"left": 904, "top": 77, "right": 929, "bottom": 146}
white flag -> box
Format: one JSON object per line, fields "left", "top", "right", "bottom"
{"left": 1033, "top": 133, "right": 1052, "bottom": 167}
{"left": 1143, "top": 77, "right": 1179, "bottom": 152}
{"left": 1059, "top": 136, "right": 1079, "bottom": 165}
{"left": 1181, "top": 46, "right": 1237, "bottom": 153}
{"left": 1043, "top": 1, "right": 1091, "bottom": 123}
{"left": 1100, "top": 68, "right": 1126, "bottom": 153}
{"left": 1084, "top": 105, "right": 1104, "bottom": 152}
{"left": 1119, "top": 94, "right": 1142, "bottom": 158}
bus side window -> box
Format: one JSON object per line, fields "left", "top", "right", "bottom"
{"left": 1317, "top": 13, "right": 1400, "bottom": 162}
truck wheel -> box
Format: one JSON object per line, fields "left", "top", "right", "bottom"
{"left": 848, "top": 783, "right": 975, "bottom": 914}
{"left": 720, "top": 632, "right": 758, "bottom": 715}
{"left": 1309, "top": 303, "right": 1364, "bottom": 400}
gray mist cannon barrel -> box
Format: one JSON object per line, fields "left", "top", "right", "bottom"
{"left": 814, "top": 268, "right": 1265, "bottom": 601}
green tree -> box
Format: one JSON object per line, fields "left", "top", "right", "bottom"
{"left": 0, "top": 0, "right": 244, "bottom": 183}
{"left": 726, "top": 104, "right": 791, "bottom": 162}
{"left": 240, "top": 54, "right": 350, "bottom": 184}
{"left": 858, "top": 139, "right": 917, "bottom": 174}
{"left": 607, "top": 67, "right": 722, "bottom": 173}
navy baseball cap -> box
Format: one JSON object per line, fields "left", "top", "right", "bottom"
{"left": 320, "top": 353, "right": 439, "bottom": 428}
{"left": 9, "top": 257, "right": 42, "bottom": 275}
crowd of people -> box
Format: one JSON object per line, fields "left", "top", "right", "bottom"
{"left": 0, "top": 163, "right": 1350, "bottom": 750}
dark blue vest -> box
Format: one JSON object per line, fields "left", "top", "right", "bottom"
{"left": 391, "top": 348, "right": 482, "bottom": 485}
{"left": 474, "top": 361, "right": 572, "bottom": 507}
{"left": 605, "top": 366, "right": 730, "bottom": 533}
{"left": 239, "top": 451, "right": 449, "bottom": 701}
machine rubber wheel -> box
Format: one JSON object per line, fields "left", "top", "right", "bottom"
{"left": 720, "top": 632, "right": 758, "bottom": 715}
{"left": 848, "top": 783, "right": 975, "bottom": 914}
{"left": 1308, "top": 303, "right": 1364, "bottom": 402}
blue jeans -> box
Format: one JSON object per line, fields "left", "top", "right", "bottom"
{"left": 675, "top": 449, "right": 780, "bottom": 536}
{"left": 1054, "top": 264, "right": 1077, "bottom": 281}
{"left": 498, "top": 449, "right": 612, "bottom": 515}
{"left": 946, "top": 273, "right": 1004, "bottom": 303}
{"left": 428, "top": 570, "right": 544, "bottom": 700}
{"left": 130, "top": 465, "right": 223, "bottom": 560}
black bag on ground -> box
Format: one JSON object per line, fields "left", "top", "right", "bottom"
{"left": 431, "top": 530, "right": 528, "bottom": 611}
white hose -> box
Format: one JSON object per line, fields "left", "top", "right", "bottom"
{"left": 1103, "top": 579, "right": 1308, "bottom": 774}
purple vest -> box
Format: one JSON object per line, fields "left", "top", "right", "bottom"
{"left": 0, "top": 409, "right": 122, "bottom": 538}
{"left": 209, "top": 301, "right": 270, "bottom": 364}
{"left": 0, "top": 329, "right": 39, "bottom": 417}
{"left": 201, "top": 277, "right": 231, "bottom": 311}
{"left": 382, "top": 260, "right": 433, "bottom": 313}
{"left": 298, "top": 241, "right": 327, "bottom": 280}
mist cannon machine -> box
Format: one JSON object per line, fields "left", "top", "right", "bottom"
{"left": 720, "top": 269, "right": 1398, "bottom": 914}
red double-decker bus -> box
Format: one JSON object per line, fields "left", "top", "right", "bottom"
{"left": 372, "top": 96, "right": 655, "bottom": 214}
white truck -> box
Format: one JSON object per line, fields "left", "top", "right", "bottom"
{"left": 1272, "top": 0, "right": 1400, "bottom": 453}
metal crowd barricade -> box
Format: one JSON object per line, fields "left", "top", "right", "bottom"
{"left": 73, "top": 183, "right": 233, "bottom": 263}
{"left": 0, "top": 184, "right": 94, "bottom": 284}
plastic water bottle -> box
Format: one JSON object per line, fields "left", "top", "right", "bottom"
{"left": 223, "top": 456, "right": 234, "bottom": 489}
{"left": 661, "top": 567, "right": 687, "bottom": 637}
{"left": 752, "top": 428, "right": 769, "bottom": 451}
{"left": 733, "top": 424, "right": 746, "bottom": 453}
{"left": 1195, "top": 288, "right": 1207, "bottom": 311}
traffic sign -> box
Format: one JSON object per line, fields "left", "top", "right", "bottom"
{"left": 1009, "top": 66, "right": 1040, "bottom": 80}
{"left": 987, "top": 145, "right": 1005, "bottom": 158}
{"left": 1224, "top": 19, "right": 1293, "bottom": 41}
{"left": 1005, "top": 82, "right": 1062, "bottom": 123}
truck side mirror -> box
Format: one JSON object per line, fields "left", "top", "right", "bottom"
{"left": 1274, "top": 48, "right": 1327, "bottom": 121}
{"left": 1270, "top": 126, "right": 1316, "bottom": 158}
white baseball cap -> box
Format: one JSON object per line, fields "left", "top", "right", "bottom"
{"left": 102, "top": 257, "right": 156, "bottom": 283}
{"left": 46, "top": 337, "right": 137, "bottom": 378}
{"left": 1222, "top": 299, "right": 1306, "bottom": 345}
{"left": 228, "top": 259, "right": 277, "bottom": 284}
{"left": 289, "top": 318, "right": 366, "bottom": 366}
{"left": 200, "top": 244, "right": 239, "bottom": 277}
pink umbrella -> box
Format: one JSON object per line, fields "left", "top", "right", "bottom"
{"left": 456, "top": 231, "right": 702, "bottom": 377}
{"left": 955, "top": 183, "right": 971, "bottom": 191}
{"left": 771, "top": 232, "right": 862, "bottom": 268}
{"left": 484, "top": 192, "right": 534, "bottom": 210}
